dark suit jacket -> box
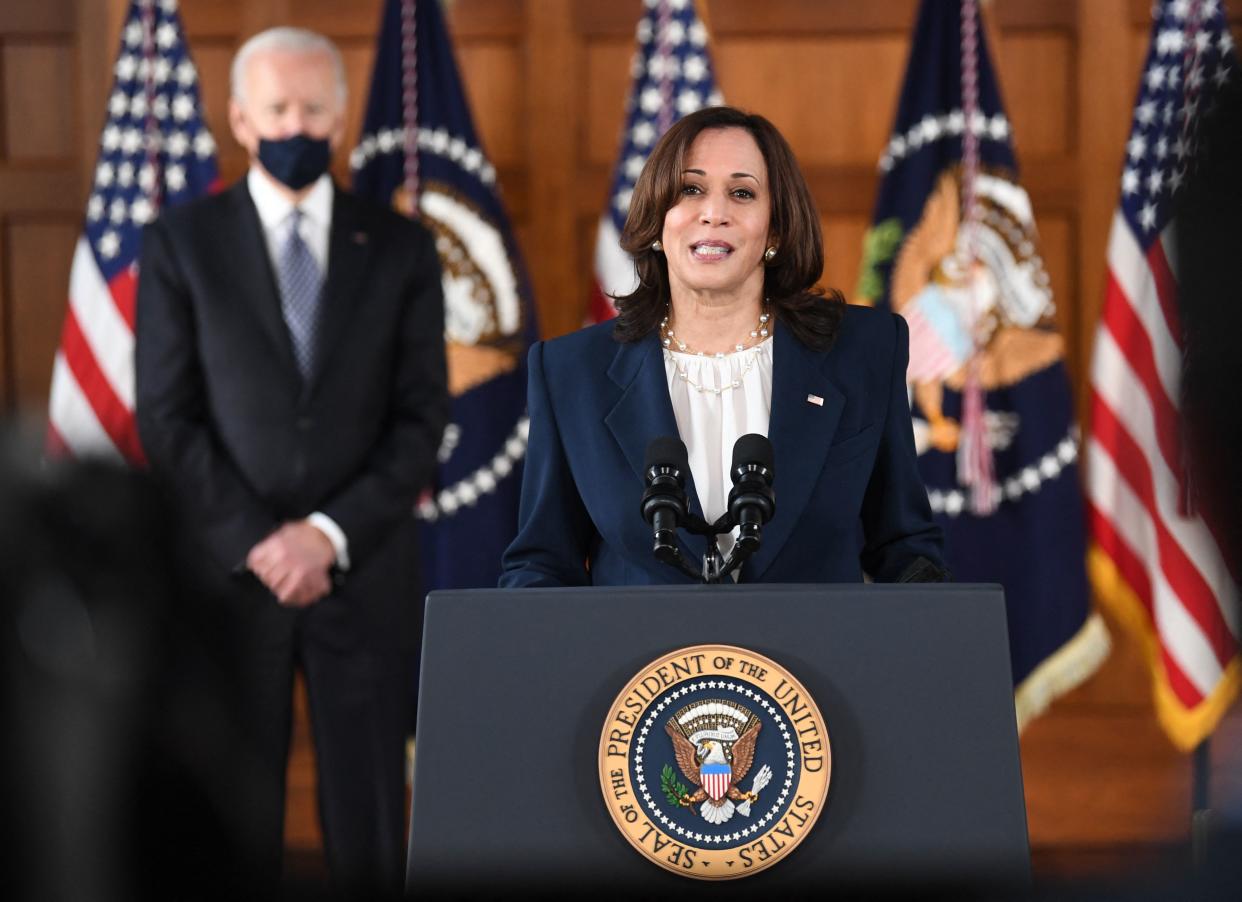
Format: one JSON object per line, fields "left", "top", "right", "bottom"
{"left": 499, "top": 304, "right": 944, "bottom": 587}
{"left": 135, "top": 179, "right": 448, "bottom": 645}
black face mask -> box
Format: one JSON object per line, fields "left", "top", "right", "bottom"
{"left": 257, "top": 134, "right": 331, "bottom": 191}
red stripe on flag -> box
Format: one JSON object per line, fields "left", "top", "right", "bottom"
{"left": 1160, "top": 637, "right": 1210, "bottom": 709}
{"left": 59, "top": 306, "right": 146, "bottom": 465}
{"left": 1087, "top": 501, "right": 1155, "bottom": 621}
{"left": 1146, "top": 239, "right": 1182, "bottom": 351}
{"left": 1090, "top": 392, "right": 1235, "bottom": 670}
{"left": 1100, "top": 271, "right": 1184, "bottom": 486}
{"left": 589, "top": 282, "right": 617, "bottom": 324}
{"left": 109, "top": 265, "right": 138, "bottom": 330}
{"left": 1087, "top": 501, "right": 1202, "bottom": 707}
{"left": 45, "top": 420, "right": 70, "bottom": 458}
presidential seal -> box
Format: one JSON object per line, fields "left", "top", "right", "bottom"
{"left": 599, "top": 645, "right": 830, "bottom": 880}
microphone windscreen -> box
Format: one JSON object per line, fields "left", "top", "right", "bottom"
{"left": 732, "top": 433, "right": 774, "bottom": 476}
{"left": 645, "top": 436, "right": 689, "bottom": 473}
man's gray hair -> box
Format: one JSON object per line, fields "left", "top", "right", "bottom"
{"left": 230, "top": 27, "right": 348, "bottom": 107}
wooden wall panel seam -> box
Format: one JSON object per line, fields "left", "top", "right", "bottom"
{"left": 0, "top": 34, "right": 8, "bottom": 163}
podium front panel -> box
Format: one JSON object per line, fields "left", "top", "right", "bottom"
{"left": 406, "top": 584, "right": 1028, "bottom": 892}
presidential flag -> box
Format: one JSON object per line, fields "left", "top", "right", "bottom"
{"left": 1086, "top": 0, "right": 1240, "bottom": 751}
{"left": 856, "top": 0, "right": 1108, "bottom": 727}
{"left": 353, "top": 0, "right": 536, "bottom": 590}
{"left": 47, "top": 0, "right": 217, "bottom": 463}
{"left": 590, "top": 0, "right": 722, "bottom": 323}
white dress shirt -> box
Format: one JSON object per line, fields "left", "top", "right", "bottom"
{"left": 247, "top": 166, "right": 333, "bottom": 271}
{"left": 664, "top": 337, "right": 774, "bottom": 559}
{"left": 246, "top": 167, "right": 350, "bottom": 570}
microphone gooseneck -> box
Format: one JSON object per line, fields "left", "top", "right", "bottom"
{"left": 728, "top": 434, "right": 776, "bottom": 555}
{"left": 640, "top": 437, "right": 698, "bottom": 578}
{"left": 640, "top": 433, "right": 777, "bottom": 583}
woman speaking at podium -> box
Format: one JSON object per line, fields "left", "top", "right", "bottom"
{"left": 500, "top": 106, "right": 946, "bottom": 587}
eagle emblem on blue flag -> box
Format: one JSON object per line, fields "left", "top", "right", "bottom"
{"left": 393, "top": 176, "right": 526, "bottom": 394}
{"left": 856, "top": 0, "right": 1108, "bottom": 728}
{"left": 884, "top": 167, "right": 1065, "bottom": 456}
{"left": 353, "top": 0, "right": 537, "bottom": 592}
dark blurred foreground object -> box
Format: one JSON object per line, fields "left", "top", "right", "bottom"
{"left": 1175, "top": 77, "right": 1242, "bottom": 573}
{"left": 1172, "top": 68, "right": 1242, "bottom": 902}
{"left": 0, "top": 429, "right": 283, "bottom": 901}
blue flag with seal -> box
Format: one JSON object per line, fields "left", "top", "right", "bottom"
{"left": 352, "top": 0, "right": 536, "bottom": 590}
{"left": 857, "top": 0, "right": 1109, "bottom": 727}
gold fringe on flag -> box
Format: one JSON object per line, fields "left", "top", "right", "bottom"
{"left": 1088, "top": 544, "right": 1242, "bottom": 752}
{"left": 1014, "top": 612, "right": 1111, "bottom": 732}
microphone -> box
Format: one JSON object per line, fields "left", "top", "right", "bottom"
{"left": 728, "top": 434, "right": 776, "bottom": 554}
{"left": 641, "top": 437, "right": 691, "bottom": 560}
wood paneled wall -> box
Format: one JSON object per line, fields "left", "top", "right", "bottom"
{"left": 4, "top": 0, "right": 1224, "bottom": 432}
{"left": 3, "top": 0, "right": 1239, "bottom": 868}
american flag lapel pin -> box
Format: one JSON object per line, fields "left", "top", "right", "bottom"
{"left": 807, "top": 394, "right": 824, "bottom": 406}
{"left": 353, "top": 231, "right": 368, "bottom": 244}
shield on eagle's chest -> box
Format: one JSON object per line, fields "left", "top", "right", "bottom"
{"left": 701, "top": 763, "right": 732, "bottom": 801}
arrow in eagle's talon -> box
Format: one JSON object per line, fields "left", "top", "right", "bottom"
{"left": 737, "top": 765, "right": 773, "bottom": 817}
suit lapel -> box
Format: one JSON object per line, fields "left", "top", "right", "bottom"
{"left": 227, "top": 182, "right": 300, "bottom": 377}
{"left": 310, "top": 188, "right": 371, "bottom": 393}
{"left": 604, "top": 334, "right": 706, "bottom": 561}
{"left": 746, "top": 319, "right": 844, "bottom": 580}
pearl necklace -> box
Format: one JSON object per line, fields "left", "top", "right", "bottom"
{"left": 667, "top": 345, "right": 766, "bottom": 395}
{"left": 659, "top": 308, "right": 771, "bottom": 358}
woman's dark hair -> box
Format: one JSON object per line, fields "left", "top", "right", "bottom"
{"left": 613, "top": 106, "right": 844, "bottom": 350}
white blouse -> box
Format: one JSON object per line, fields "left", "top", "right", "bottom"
{"left": 664, "top": 337, "right": 774, "bottom": 558}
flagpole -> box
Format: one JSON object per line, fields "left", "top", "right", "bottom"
{"left": 957, "top": 0, "right": 997, "bottom": 516}
{"left": 656, "top": 0, "right": 674, "bottom": 136}
{"left": 139, "top": 0, "right": 163, "bottom": 218}
{"left": 401, "top": 0, "right": 421, "bottom": 218}
{"left": 1191, "top": 738, "right": 1212, "bottom": 867}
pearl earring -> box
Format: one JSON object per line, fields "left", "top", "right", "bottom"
{"left": 764, "top": 246, "right": 777, "bottom": 262}
{"left": 651, "top": 240, "right": 664, "bottom": 252}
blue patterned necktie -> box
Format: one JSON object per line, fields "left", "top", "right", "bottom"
{"left": 276, "top": 208, "right": 323, "bottom": 380}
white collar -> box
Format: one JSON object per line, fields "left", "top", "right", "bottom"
{"left": 247, "top": 166, "right": 333, "bottom": 232}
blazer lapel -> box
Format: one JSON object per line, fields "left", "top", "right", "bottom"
{"left": 603, "top": 334, "right": 706, "bottom": 561}
{"left": 746, "top": 320, "right": 844, "bottom": 580}
{"left": 227, "top": 182, "right": 300, "bottom": 378}
{"left": 310, "top": 188, "right": 371, "bottom": 394}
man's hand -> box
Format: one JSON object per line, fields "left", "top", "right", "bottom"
{"left": 247, "top": 520, "right": 336, "bottom": 607}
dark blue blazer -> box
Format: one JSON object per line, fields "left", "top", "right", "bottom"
{"left": 499, "top": 304, "right": 944, "bottom": 587}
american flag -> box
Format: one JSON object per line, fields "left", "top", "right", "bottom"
{"left": 1086, "top": 0, "right": 1240, "bottom": 750}
{"left": 46, "top": 0, "right": 218, "bottom": 463}
{"left": 589, "top": 0, "right": 722, "bottom": 323}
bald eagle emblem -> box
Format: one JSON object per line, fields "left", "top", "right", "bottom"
{"left": 663, "top": 699, "right": 773, "bottom": 825}
{"left": 889, "top": 167, "right": 1064, "bottom": 455}
{"left": 392, "top": 181, "right": 525, "bottom": 398}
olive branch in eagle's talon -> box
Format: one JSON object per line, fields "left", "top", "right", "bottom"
{"left": 661, "top": 764, "right": 702, "bottom": 814}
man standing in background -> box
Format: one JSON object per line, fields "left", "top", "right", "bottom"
{"left": 135, "top": 27, "right": 447, "bottom": 897}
